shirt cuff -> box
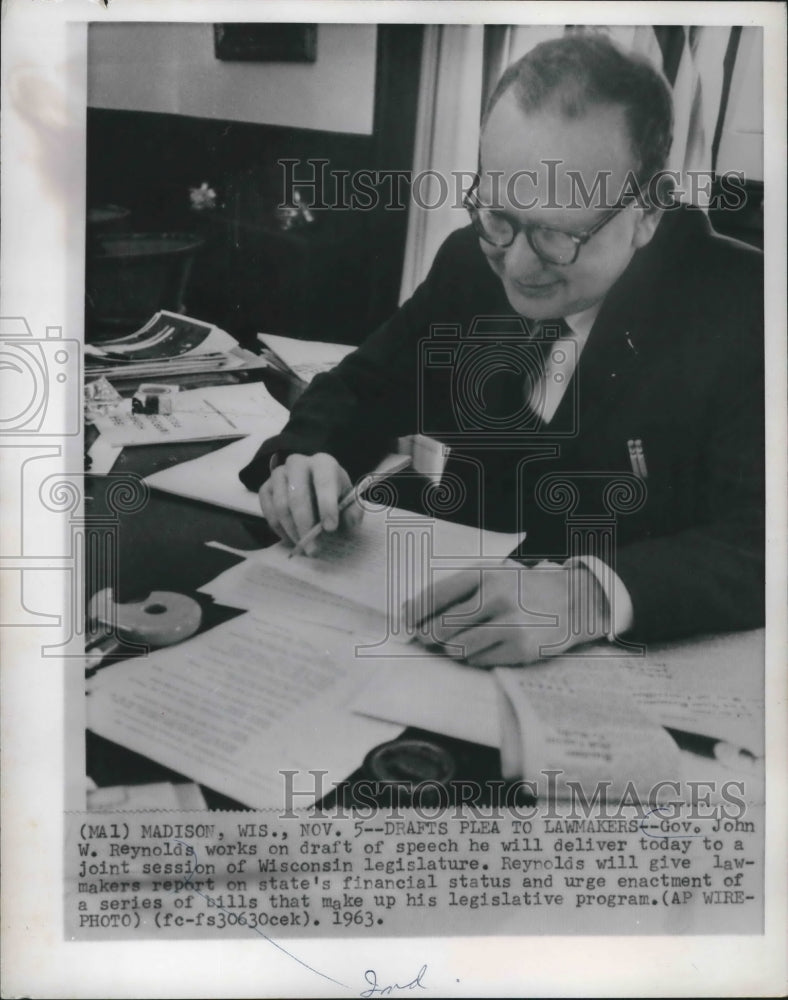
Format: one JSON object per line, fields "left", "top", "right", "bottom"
{"left": 566, "top": 555, "right": 635, "bottom": 638}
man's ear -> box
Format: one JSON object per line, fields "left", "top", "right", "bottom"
{"left": 631, "top": 205, "right": 663, "bottom": 249}
{"left": 631, "top": 170, "right": 674, "bottom": 248}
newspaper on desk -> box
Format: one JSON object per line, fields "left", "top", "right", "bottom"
{"left": 85, "top": 310, "right": 268, "bottom": 381}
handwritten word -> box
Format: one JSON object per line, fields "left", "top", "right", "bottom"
{"left": 361, "top": 964, "right": 428, "bottom": 997}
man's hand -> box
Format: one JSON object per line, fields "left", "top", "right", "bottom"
{"left": 403, "top": 560, "right": 611, "bottom": 667}
{"left": 258, "top": 453, "right": 362, "bottom": 554}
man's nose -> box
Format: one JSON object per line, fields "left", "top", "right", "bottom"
{"left": 504, "top": 230, "right": 546, "bottom": 277}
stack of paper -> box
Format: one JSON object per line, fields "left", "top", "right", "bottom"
{"left": 87, "top": 507, "right": 523, "bottom": 806}
{"left": 612, "top": 629, "right": 765, "bottom": 752}
{"left": 87, "top": 612, "right": 402, "bottom": 809}
{"left": 199, "top": 503, "right": 525, "bottom": 614}
{"left": 351, "top": 630, "right": 764, "bottom": 760}
{"left": 86, "top": 491, "right": 763, "bottom": 807}
{"left": 496, "top": 659, "right": 682, "bottom": 800}
{"left": 86, "top": 311, "right": 268, "bottom": 382}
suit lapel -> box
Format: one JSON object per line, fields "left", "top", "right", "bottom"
{"left": 549, "top": 212, "right": 680, "bottom": 436}
{"left": 572, "top": 309, "right": 644, "bottom": 431}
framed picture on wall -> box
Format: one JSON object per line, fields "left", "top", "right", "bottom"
{"left": 213, "top": 23, "right": 318, "bottom": 62}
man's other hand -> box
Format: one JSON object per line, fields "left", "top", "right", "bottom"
{"left": 258, "top": 453, "right": 362, "bottom": 554}
{"left": 403, "top": 561, "right": 611, "bottom": 667}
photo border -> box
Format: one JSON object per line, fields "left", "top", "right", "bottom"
{"left": 1, "top": 1, "right": 786, "bottom": 997}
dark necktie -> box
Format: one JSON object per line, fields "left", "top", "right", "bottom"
{"left": 467, "top": 317, "right": 568, "bottom": 429}
{"left": 438, "top": 317, "right": 568, "bottom": 532}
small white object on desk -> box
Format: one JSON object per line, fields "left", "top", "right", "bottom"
{"left": 131, "top": 382, "right": 180, "bottom": 415}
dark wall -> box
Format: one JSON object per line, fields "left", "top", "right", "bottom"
{"left": 86, "top": 25, "right": 424, "bottom": 347}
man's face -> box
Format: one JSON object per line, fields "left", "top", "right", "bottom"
{"left": 478, "top": 93, "right": 661, "bottom": 319}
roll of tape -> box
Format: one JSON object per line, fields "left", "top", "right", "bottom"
{"left": 88, "top": 589, "right": 202, "bottom": 647}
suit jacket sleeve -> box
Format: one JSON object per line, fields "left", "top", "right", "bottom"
{"left": 614, "top": 241, "right": 764, "bottom": 641}
{"left": 238, "top": 229, "right": 471, "bottom": 490}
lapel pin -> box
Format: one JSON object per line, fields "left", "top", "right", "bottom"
{"left": 627, "top": 438, "right": 648, "bottom": 478}
{"left": 634, "top": 438, "right": 648, "bottom": 478}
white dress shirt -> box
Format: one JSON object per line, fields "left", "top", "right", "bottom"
{"left": 527, "top": 303, "right": 599, "bottom": 421}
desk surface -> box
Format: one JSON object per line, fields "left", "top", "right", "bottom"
{"left": 85, "top": 369, "right": 506, "bottom": 809}
{"left": 84, "top": 368, "right": 763, "bottom": 811}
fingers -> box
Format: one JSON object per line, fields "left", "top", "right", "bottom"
{"left": 403, "top": 569, "right": 482, "bottom": 632}
{"left": 408, "top": 564, "right": 562, "bottom": 668}
{"left": 283, "top": 457, "right": 322, "bottom": 547}
{"left": 418, "top": 615, "right": 543, "bottom": 668}
{"left": 259, "top": 476, "right": 287, "bottom": 542}
{"left": 465, "top": 632, "right": 542, "bottom": 668}
{"left": 440, "top": 625, "right": 505, "bottom": 668}
{"left": 260, "top": 465, "right": 305, "bottom": 547}
{"left": 258, "top": 453, "right": 358, "bottom": 554}
{"left": 310, "top": 454, "right": 346, "bottom": 532}
{"left": 416, "top": 591, "right": 488, "bottom": 645}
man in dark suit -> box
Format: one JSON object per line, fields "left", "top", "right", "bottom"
{"left": 239, "top": 33, "right": 763, "bottom": 663}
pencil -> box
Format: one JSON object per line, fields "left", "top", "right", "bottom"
{"left": 288, "top": 455, "right": 412, "bottom": 558}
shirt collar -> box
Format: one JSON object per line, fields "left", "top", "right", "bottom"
{"left": 563, "top": 301, "right": 603, "bottom": 343}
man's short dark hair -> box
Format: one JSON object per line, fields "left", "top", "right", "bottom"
{"left": 483, "top": 31, "right": 674, "bottom": 185}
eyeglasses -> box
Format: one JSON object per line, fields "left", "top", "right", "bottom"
{"left": 464, "top": 179, "right": 629, "bottom": 266}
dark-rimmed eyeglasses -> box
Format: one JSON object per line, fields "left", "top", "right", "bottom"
{"left": 463, "top": 178, "right": 630, "bottom": 266}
